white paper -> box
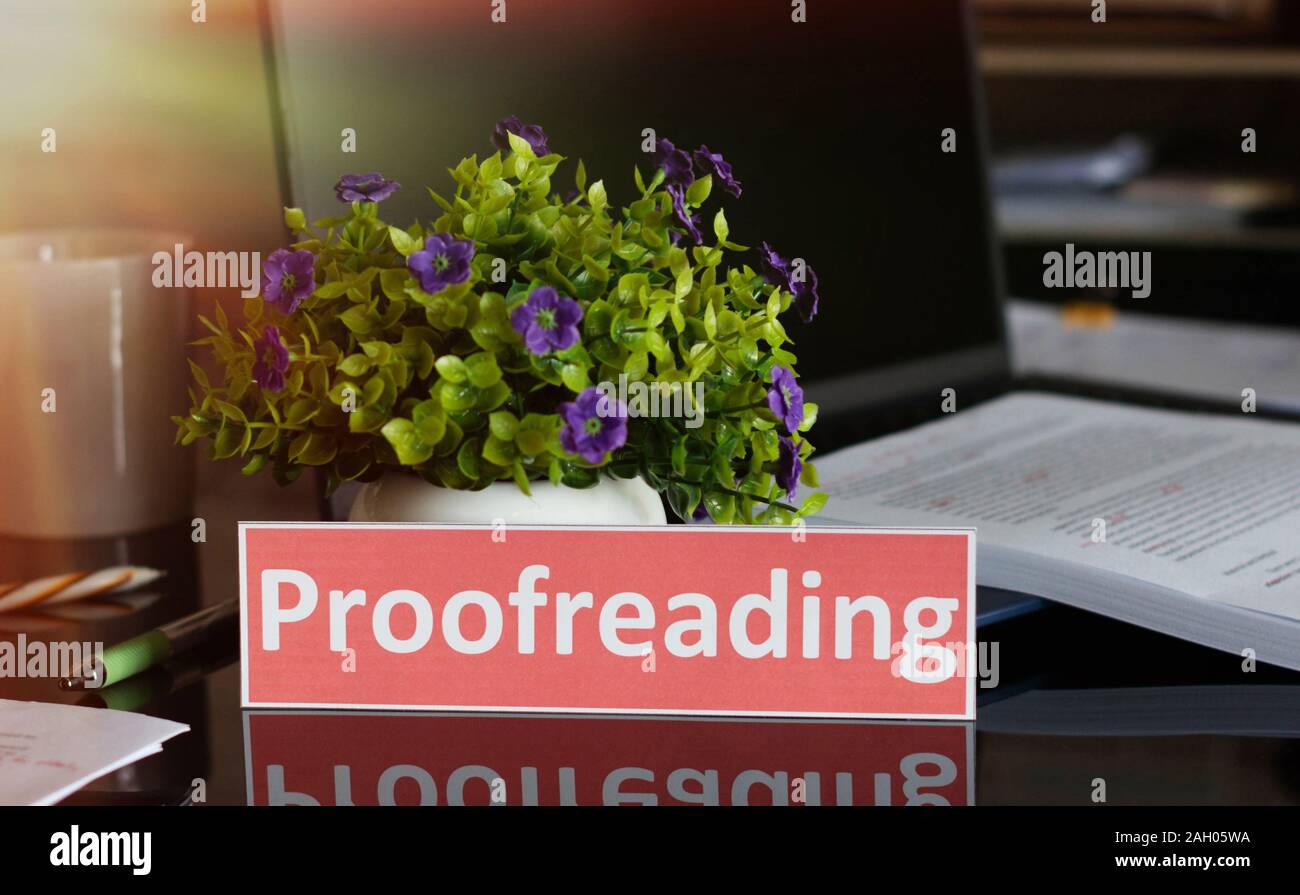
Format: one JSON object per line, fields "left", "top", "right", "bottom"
{"left": 815, "top": 392, "right": 1300, "bottom": 622}
{"left": 1009, "top": 300, "right": 1300, "bottom": 412}
{"left": 0, "top": 699, "right": 188, "bottom": 805}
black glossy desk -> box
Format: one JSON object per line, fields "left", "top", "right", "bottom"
{"left": 3, "top": 520, "right": 1298, "bottom": 807}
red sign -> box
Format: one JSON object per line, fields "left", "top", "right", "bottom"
{"left": 244, "top": 712, "right": 974, "bottom": 806}
{"left": 239, "top": 524, "right": 975, "bottom": 719}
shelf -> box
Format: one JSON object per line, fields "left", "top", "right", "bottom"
{"left": 981, "top": 45, "right": 1300, "bottom": 78}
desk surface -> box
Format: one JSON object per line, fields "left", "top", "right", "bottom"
{"left": 3, "top": 469, "right": 1299, "bottom": 806}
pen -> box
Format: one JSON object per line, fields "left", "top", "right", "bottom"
{"left": 59, "top": 598, "right": 239, "bottom": 691}
{"left": 75, "top": 644, "right": 237, "bottom": 712}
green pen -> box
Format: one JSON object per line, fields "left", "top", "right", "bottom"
{"left": 59, "top": 598, "right": 239, "bottom": 691}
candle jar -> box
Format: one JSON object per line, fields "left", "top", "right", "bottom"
{"left": 0, "top": 229, "right": 196, "bottom": 537}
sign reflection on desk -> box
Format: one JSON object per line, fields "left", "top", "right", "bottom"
{"left": 243, "top": 712, "right": 973, "bottom": 806}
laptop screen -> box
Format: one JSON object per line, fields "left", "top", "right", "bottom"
{"left": 265, "top": 0, "right": 1007, "bottom": 423}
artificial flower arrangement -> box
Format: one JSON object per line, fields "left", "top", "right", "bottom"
{"left": 175, "top": 117, "right": 825, "bottom": 523}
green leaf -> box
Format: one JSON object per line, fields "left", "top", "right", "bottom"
{"left": 360, "top": 341, "right": 393, "bottom": 365}
{"left": 457, "top": 437, "right": 483, "bottom": 479}
{"left": 671, "top": 436, "right": 688, "bottom": 476}
{"left": 314, "top": 281, "right": 351, "bottom": 300}
{"left": 702, "top": 491, "right": 736, "bottom": 525}
{"left": 412, "top": 399, "right": 446, "bottom": 445}
{"left": 338, "top": 354, "right": 371, "bottom": 377}
{"left": 624, "top": 351, "right": 649, "bottom": 380}
{"left": 338, "top": 305, "right": 377, "bottom": 334}
{"left": 512, "top": 460, "right": 533, "bottom": 495}
{"left": 439, "top": 380, "right": 477, "bottom": 412}
{"left": 799, "top": 402, "right": 819, "bottom": 432}
{"left": 800, "top": 459, "right": 820, "bottom": 488}
{"left": 489, "top": 410, "right": 520, "bottom": 441}
{"left": 475, "top": 380, "right": 511, "bottom": 411}
{"left": 380, "top": 268, "right": 410, "bottom": 300}
{"left": 388, "top": 225, "right": 418, "bottom": 257}
{"left": 796, "top": 492, "right": 828, "bottom": 518}
{"left": 381, "top": 418, "right": 433, "bottom": 465}
{"left": 464, "top": 351, "right": 502, "bottom": 389}
{"left": 685, "top": 174, "right": 712, "bottom": 206}
{"left": 587, "top": 179, "right": 607, "bottom": 211}
{"left": 284, "top": 207, "right": 307, "bottom": 232}
{"left": 483, "top": 435, "right": 518, "bottom": 466}
{"left": 213, "top": 399, "right": 247, "bottom": 425}
{"left": 210, "top": 426, "right": 243, "bottom": 460}
{"left": 435, "top": 355, "right": 468, "bottom": 383}
{"left": 348, "top": 406, "right": 387, "bottom": 434}
{"left": 560, "top": 363, "right": 589, "bottom": 392}
{"left": 507, "top": 131, "right": 536, "bottom": 159}
{"left": 515, "top": 425, "right": 546, "bottom": 456}
{"left": 713, "top": 208, "right": 729, "bottom": 243}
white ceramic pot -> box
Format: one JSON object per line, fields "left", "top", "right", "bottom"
{"left": 348, "top": 473, "right": 667, "bottom": 525}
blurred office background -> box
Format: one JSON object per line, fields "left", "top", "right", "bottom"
{"left": 5, "top": 0, "right": 1298, "bottom": 315}
{"left": 978, "top": 0, "right": 1300, "bottom": 323}
{"left": 972, "top": 0, "right": 1300, "bottom": 411}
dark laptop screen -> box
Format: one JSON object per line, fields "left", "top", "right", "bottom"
{"left": 266, "top": 0, "right": 1007, "bottom": 419}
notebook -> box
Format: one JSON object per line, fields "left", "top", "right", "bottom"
{"left": 814, "top": 392, "right": 1300, "bottom": 670}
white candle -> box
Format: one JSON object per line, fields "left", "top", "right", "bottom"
{"left": 0, "top": 230, "right": 196, "bottom": 537}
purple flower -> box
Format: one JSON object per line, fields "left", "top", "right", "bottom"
{"left": 334, "top": 172, "right": 400, "bottom": 203}
{"left": 491, "top": 115, "right": 550, "bottom": 155}
{"left": 692, "top": 502, "right": 711, "bottom": 522}
{"left": 667, "top": 184, "right": 703, "bottom": 245}
{"left": 408, "top": 233, "right": 474, "bottom": 294}
{"left": 791, "top": 264, "right": 820, "bottom": 324}
{"left": 759, "top": 241, "right": 790, "bottom": 286}
{"left": 510, "top": 285, "right": 583, "bottom": 355}
{"left": 777, "top": 437, "right": 803, "bottom": 499}
{"left": 559, "top": 387, "right": 628, "bottom": 464}
{"left": 261, "top": 248, "right": 316, "bottom": 315}
{"left": 693, "top": 145, "right": 742, "bottom": 198}
{"left": 252, "top": 325, "right": 289, "bottom": 393}
{"left": 767, "top": 365, "right": 805, "bottom": 434}
{"left": 758, "top": 241, "right": 821, "bottom": 323}
{"left": 651, "top": 137, "right": 694, "bottom": 188}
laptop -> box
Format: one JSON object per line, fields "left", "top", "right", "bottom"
{"left": 257, "top": 0, "right": 1298, "bottom": 640}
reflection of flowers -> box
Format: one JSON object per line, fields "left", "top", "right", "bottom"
{"left": 253, "top": 325, "right": 289, "bottom": 393}
{"left": 560, "top": 388, "right": 628, "bottom": 463}
{"left": 408, "top": 233, "right": 474, "bottom": 294}
{"left": 777, "top": 437, "right": 803, "bottom": 499}
{"left": 510, "top": 286, "right": 583, "bottom": 355}
{"left": 261, "top": 249, "right": 316, "bottom": 315}
{"left": 334, "top": 172, "right": 400, "bottom": 203}
{"left": 767, "top": 366, "right": 805, "bottom": 435}
{"left": 492, "top": 115, "right": 550, "bottom": 155}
